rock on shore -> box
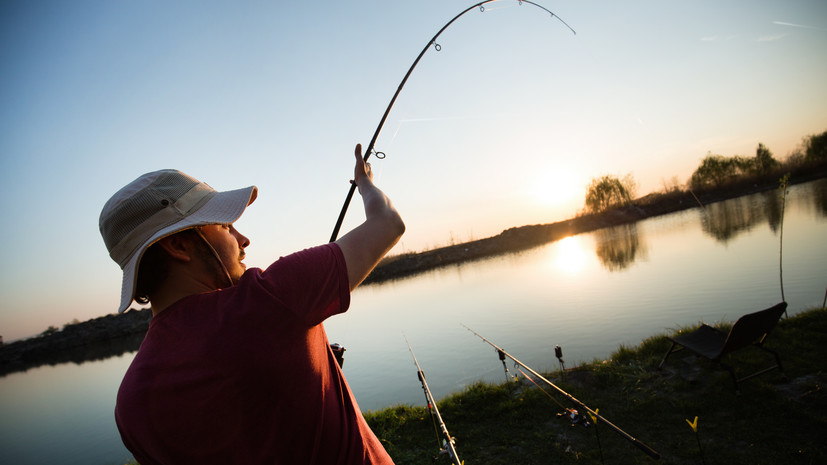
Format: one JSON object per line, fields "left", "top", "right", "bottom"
{"left": 0, "top": 308, "right": 151, "bottom": 376}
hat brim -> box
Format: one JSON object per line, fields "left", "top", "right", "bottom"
{"left": 117, "top": 185, "right": 257, "bottom": 313}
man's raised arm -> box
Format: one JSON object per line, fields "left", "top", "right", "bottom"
{"left": 335, "top": 143, "right": 405, "bottom": 290}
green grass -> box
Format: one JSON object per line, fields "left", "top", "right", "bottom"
{"left": 120, "top": 308, "right": 826, "bottom": 464}
{"left": 366, "top": 307, "right": 827, "bottom": 464}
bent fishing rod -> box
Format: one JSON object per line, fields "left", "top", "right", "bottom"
{"left": 461, "top": 325, "right": 661, "bottom": 460}
{"left": 329, "top": 0, "right": 575, "bottom": 242}
{"left": 405, "top": 336, "right": 463, "bottom": 465}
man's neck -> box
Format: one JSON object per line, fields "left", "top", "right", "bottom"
{"left": 149, "top": 265, "right": 222, "bottom": 316}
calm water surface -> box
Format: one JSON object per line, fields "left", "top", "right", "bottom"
{"left": 1, "top": 179, "right": 825, "bottom": 465}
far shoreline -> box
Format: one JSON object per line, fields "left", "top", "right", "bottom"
{"left": 1, "top": 163, "right": 825, "bottom": 377}
{"left": 365, "top": 164, "right": 827, "bottom": 285}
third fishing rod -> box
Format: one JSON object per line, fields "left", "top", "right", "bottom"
{"left": 462, "top": 324, "right": 661, "bottom": 460}
{"left": 405, "top": 336, "right": 463, "bottom": 465}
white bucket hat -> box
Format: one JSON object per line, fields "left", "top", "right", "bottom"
{"left": 99, "top": 169, "right": 257, "bottom": 313}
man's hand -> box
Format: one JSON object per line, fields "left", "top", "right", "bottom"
{"left": 336, "top": 143, "right": 405, "bottom": 290}
{"left": 352, "top": 143, "right": 373, "bottom": 190}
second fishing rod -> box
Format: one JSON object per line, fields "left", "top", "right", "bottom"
{"left": 462, "top": 324, "right": 661, "bottom": 460}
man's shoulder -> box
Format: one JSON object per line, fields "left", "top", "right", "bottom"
{"left": 260, "top": 243, "right": 345, "bottom": 275}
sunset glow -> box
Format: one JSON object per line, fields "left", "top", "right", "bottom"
{"left": 1, "top": 0, "right": 825, "bottom": 340}
{"left": 532, "top": 170, "right": 582, "bottom": 208}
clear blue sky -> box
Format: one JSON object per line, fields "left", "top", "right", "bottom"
{"left": 1, "top": 0, "right": 825, "bottom": 340}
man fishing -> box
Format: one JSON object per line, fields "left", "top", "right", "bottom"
{"left": 99, "top": 144, "right": 404, "bottom": 464}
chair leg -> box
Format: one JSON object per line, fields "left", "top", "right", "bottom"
{"left": 734, "top": 347, "right": 786, "bottom": 385}
{"left": 763, "top": 346, "right": 787, "bottom": 382}
{"left": 658, "top": 342, "right": 679, "bottom": 370}
{"left": 720, "top": 362, "right": 741, "bottom": 394}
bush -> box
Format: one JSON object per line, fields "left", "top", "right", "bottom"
{"left": 805, "top": 130, "right": 827, "bottom": 162}
{"left": 755, "top": 143, "right": 780, "bottom": 174}
{"left": 690, "top": 153, "right": 738, "bottom": 189}
{"left": 690, "top": 143, "right": 781, "bottom": 189}
{"left": 41, "top": 326, "right": 59, "bottom": 336}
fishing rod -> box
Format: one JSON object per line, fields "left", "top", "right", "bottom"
{"left": 461, "top": 325, "right": 661, "bottom": 460}
{"left": 329, "top": 0, "right": 575, "bottom": 242}
{"left": 405, "top": 336, "right": 463, "bottom": 465}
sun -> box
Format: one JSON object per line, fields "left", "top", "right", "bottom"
{"left": 532, "top": 170, "right": 581, "bottom": 207}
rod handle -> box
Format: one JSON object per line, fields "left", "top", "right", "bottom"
{"left": 631, "top": 438, "right": 660, "bottom": 460}
{"left": 329, "top": 183, "right": 357, "bottom": 242}
{"left": 329, "top": 145, "right": 374, "bottom": 242}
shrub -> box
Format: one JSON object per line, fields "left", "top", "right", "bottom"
{"left": 689, "top": 153, "right": 737, "bottom": 189}
{"left": 805, "top": 130, "right": 827, "bottom": 162}
{"left": 755, "top": 143, "right": 780, "bottom": 174}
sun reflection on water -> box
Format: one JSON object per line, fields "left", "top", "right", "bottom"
{"left": 549, "top": 235, "right": 589, "bottom": 275}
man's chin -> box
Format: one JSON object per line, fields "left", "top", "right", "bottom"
{"left": 232, "top": 267, "right": 246, "bottom": 284}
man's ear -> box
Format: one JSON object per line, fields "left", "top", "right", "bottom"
{"left": 157, "top": 233, "right": 195, "bottom": 263}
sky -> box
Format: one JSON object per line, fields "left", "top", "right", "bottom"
{"left": 1, "top": 0, "right": 826, "bottom": 341}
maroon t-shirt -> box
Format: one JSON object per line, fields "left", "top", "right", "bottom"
{"left": 115, "top": 244, "right": 394, "bottom": 464}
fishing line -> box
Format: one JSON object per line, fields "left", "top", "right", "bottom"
{"left": 513, "top": 365, "right": 567, "bottom": 410}
{"left": 462, "top": 324, "right": 661, "bottom": 460}
{"left": 329, "top": 0, "right": 575, "bottom": 242}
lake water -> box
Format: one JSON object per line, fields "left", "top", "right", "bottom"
{"left": 2, "top": 179, "right": 825, "bottom": 465}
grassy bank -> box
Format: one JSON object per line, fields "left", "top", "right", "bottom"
{"left": 119, "top": 308, "right": 825, "bottom": 464}
{"left": 365, "top": 307, "right": 827, "bottom": 464}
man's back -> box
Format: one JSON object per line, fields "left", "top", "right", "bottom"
{"left": 115, "top": 244, "right": 394, "bottom": 464}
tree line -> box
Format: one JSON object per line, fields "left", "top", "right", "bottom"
{"left": 584, "top": 129, "right": 827, "bottom": 213}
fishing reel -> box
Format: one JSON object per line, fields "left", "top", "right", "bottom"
{"left": 558, "top": 408, "right": 591, "bottom": 428}
{"left": 440, "top": 437, "right": 458, "bottom": 455}
{"left": 431, "top": 437, "right": 459, "bottom": 464}
{"left": 329, "top": 343, "right": 346, "bottom": 368}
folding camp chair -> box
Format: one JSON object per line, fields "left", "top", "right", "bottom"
{"left": 658, "top": 302, "right": 787, "bottom": 392}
